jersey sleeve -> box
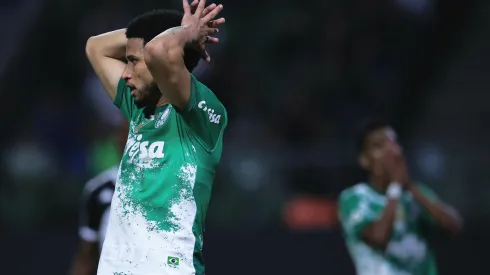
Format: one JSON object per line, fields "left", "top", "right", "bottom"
{"left": 78, "top": 185, "right": 105, "bottom": 243}
{"left": 338, "top": 190, "right": 379, "bottom": 239}
{"left": 113, "top": 78, "right": 134, "bottom": 121}
{"left": 177, "top": 74, "right": 228, "bottom": 151}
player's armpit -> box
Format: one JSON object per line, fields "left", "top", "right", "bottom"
{"left": 86, "top": 29, "right": 127, "bottom": 100}
{"left": 177, "top": 74, "right": 227, "bottom": 151}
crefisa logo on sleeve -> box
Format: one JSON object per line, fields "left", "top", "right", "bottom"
{"left": 198, "top": 100, "right": 221, "bottom": 124}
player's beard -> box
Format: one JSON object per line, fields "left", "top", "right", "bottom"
{"left": 134, "top": 82, "right": 160, "bottom": 109}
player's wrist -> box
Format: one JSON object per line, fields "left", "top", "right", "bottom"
{"left": 386, "top": 182, "right": 402, "bottom": 199}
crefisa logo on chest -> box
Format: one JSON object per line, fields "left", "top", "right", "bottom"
{"left": 125, "top": 133, "right": 165, "bottom": 162}
{"left": 124, "top": 107, "right": 172, "bottom": 163}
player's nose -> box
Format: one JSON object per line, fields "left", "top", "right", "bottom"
{"left": 122, "top": 68, "right": 132, "bottom": 81}
{"left": 122, "top": 72, "right": 131, "bottom": 81}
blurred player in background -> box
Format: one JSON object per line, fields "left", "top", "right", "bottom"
{"left": 70, "top": 124, "right": 127, "bottom": 275}
{"left": 70, "top": 167, "right": 117, "bottom": 275}
{"left": 339, "top": 120, "right": 463, "bottom": 275}
{"left": 84, "top": 0, "right": 226, "bottom": 274}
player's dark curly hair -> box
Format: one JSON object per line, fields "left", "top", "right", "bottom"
{"left": 356, "top": 119, "right": 390, "bottom": 154}
{"left": 126, "top": 9, "right": 201, "bottom": 72}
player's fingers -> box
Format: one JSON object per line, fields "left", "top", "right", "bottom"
{"left": 183, "top": 0, "right": 191, "bottom": 13}
{"left": 198, "top": 36, "right": 208, "bottom": 44}
{"left": 205, "top": 36, "right": 219, "bottom": 44}
{"left": 202, "top": 3, "right": 223, "bottom": 22}
{"left": 195, "top": 0, "right": 207, "bottom": 17}
{"left": 190, "top": 0, "right": 199, "bottom": 12}
{"left": 208, "top": 17, "right": 225, "bottom": 28}
{"left": 204, "top": 50, "right": 211, "bottom": 62}
{"left": 198, "top": 44, "right": 211, "bottom": 62}
{"left": 202, "top": 3, "right": 217, "bottom": 17}
{"left": 200, "top": 25, "right": 219, "bottom": 36}
{"left": 206, "top": 27, "right": 219, "bottom": 35}
{"left": 190, "top": 0, "right": 199, "bottom": 14}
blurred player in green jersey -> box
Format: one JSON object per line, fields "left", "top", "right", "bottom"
{"left": 339, "top": 120, "right": 463, "bottom": 275}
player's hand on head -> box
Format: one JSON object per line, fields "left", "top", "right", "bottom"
{"left": 182, "top": 0, "right": 225, "bottom": 62}
{"left": 182, "top": 0, "right": 224, "bottom": 42}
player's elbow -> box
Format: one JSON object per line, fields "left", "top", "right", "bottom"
{"left": 85, "top": 36, "right": 99, "bottom": 60}
{"left": 443, "top": 206, "right": 464, "bottom": 235}
{"left": 446, "top": 216, "right": 464, "bottom": 235}
{"left": 86, "top": 37, "right": 96, "bottom": 54}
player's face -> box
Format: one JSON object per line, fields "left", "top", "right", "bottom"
{"left": 123, "top": 38, "right": 159, "bottom": 108}
{"left": 362, "top": 127, "right": 402, "bottom": 170}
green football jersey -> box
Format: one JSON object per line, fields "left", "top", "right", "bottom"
{"left": 338, "top": 183, "right": 439, "bottom": 275}
{"left": 98, "top": 74, "right": 227, "bottom": 275}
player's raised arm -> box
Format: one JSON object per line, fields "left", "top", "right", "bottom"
{"left": 339, "top": 186, "right": 400, "bottom": 250}
{"left": 360, "top": 159, "right": 409, "bottom": 249}
{"left": 409, "top": 184, "right": 463, "bottom": 234}
{"left": 144, "top": 0, "right": 224, "bottom": 110}
{"left": 360, "top": 194, "right": 399, "bottom": 249}
{"left": 86, "top": 29, "right": 127, "bottom": 100}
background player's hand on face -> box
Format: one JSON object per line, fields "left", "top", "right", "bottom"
{"left": 385, "top": 147, "right": 411, "bottom": 188}
{"left": 182, "top": 0, "right": 225, "bottom": 62}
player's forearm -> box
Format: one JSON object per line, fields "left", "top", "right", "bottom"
{"left": 144, "top": 27, "right": 193, "bottom": 108}
{"left": 69, "top": 253, "right": 96, "bottom": 275}
{"left": 70, "top": 261, "right": 95, "bottom": 275}
{"left": 86, "top": 29, "right": 127, "bottom": 61}
{"left": 148, "top": 26, "right": 193, "bottom": 51}
{"left": 70, "top": 240, "right": 98, "bottom": 275}
{"left": 410, "top": 186, "right": 463, "bottom": 234}
{"left": 362, "top": 199, "right": 398, "bottom": 249}
{"left": 144, "top": 26, "right": 192, "bottom": 68}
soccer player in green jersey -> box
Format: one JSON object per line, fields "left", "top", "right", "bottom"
{"left": 338, "top": 120, "right": 463, "bottom": 275}
{"left": 85, "top": 1, "right": 226, "bottom": 274}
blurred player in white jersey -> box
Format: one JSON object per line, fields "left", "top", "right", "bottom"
{"left": 70, "top": 124, "right": 127, "bottom": 275}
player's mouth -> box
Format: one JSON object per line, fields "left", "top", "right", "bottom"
{"left": 128, "top": 86, "right": 137, "bottom": 96}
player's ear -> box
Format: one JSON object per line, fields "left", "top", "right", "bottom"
{"left": 359, "top": 153, "right": 369, "bottom": 170}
